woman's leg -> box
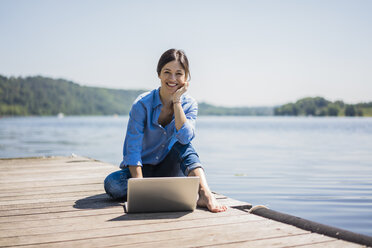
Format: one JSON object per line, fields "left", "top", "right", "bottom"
{"left": 188, "top": 168, "right": 227, "bottom": 213}
{"left": 104, "top": 165, "right": 156, "bottom": 200}
{"left": 153, "top": 142, "right": 202, "bottom": 177}
{"left": 104, "top": 168, "right": 131, "bottom": 200}
{"left": 157, "top": 142, "right": 227, "bottom": 212}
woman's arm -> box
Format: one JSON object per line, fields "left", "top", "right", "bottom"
{"left": 172, "top": 82, "right": 197, "bottom": 144}
{"left": 173, "top": 82, "right": 189, "bottom": 131}
{"left": 121, "top": 99, "right": 146, "bottom": 177}
{"left": 173, "top": 102, "right": 187, "bottom": 131}
{"left": 129, "top": 166, "right": 143, "bottom": 178}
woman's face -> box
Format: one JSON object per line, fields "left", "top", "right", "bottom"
{"left": 158, "top": 60, "right": 186, "bottom": 94}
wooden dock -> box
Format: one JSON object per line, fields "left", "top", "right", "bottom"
{"left": 0, "top": 156, "right": 367, "bottom": 247}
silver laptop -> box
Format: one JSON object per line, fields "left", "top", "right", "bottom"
{"left": 125, "top": 177, "right": 200, "bottom": 213}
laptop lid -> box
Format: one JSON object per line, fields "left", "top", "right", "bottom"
{"left": 126, "top": 177, "right": 200, "bottom": 213}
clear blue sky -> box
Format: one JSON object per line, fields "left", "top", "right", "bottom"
{"left": 1, "top": 0, "right": 371, "bottom": 106}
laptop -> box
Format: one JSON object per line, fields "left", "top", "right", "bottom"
{"left": 125, "top": 177, "right": 200, "bottom": 213}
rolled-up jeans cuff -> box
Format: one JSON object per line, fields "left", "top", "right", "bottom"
{"left": 185, "top": 162, "right": 203, "bottom": 176}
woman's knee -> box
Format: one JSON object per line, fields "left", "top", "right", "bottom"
{"left": 172, "top": 142, "right": 203, "bottom": 175}
{"left": 185, "top": 163, "right": 204, "bottom": 176}
{"left": 104, "top": 169, "right": 130, "bottom": 200}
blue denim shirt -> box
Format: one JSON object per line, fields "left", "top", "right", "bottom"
{"left": 120, "top": 87, "right": 198, "bottom": 168}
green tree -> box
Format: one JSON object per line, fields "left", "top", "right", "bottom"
{"left": 305, "top": 106, "right": 316, "bottom": 116}
{"left": 0, "top": 75, "right": 146, "bottom": 116}
{"left": 345, "top": 105, "right": 356, "bottom": 116}
{"left": 334, "top": 100, "right": 345, "bottom": 108}
{"left": 327, "top": 105, "right": 339, "bottom": 116}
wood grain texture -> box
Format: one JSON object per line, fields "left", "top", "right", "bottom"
{"left": 0, "top": 156, "right": 364, "bottom": 247}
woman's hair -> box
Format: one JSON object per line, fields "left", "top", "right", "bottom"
{"left": 157, "top": 49, "right": 190, "bottom": 81}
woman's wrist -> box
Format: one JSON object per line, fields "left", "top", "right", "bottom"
{"left": 173, "top": 98, "right": 181, "bottom": 104}
{"left": 128, "top": 165, "right": 143, "bottom": 178}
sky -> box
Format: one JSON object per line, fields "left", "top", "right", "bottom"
{"left": 1, "top": 0, "right": 371, "bottom": 107}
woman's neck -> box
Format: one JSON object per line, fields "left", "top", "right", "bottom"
{"left": 159, "top": 87, "right": 173, "bottom": 108}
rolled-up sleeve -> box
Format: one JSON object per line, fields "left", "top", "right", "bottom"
{"left": 120, "top": 101, "right": 146, "bottom": 167}
{"left": 175, "top": 100, "right": 197, "bottom": 145}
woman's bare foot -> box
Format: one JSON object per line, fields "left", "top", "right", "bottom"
{"left": 197, "top": 188, "right": 227, "bottom": 213}
{"left": 188, "top": 168, "right": 227, "bottom": 213}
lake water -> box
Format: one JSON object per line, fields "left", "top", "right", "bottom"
{"left": 1, "top": 116, "right": 372, "bottom": 236}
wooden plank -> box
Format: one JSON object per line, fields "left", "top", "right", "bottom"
{"left": 112, "top": 232, "right": 335, "bottom": 248}
{"left": 0, "top": 205, "right": 254, "bottom": 229}
{"left": 0, "top": 171, "right": 114, "bottom": 183}
{"left": 0, "top": 193, "right": 235, "bottom": 211}
{"left": 0, "top": 210, "right": 251, "bottom": 236}
{"left": 0, "top": 198, "right": 244, "bottom": 219}
{"left": 0, "top": 208, "right": 251, "bottom": 237}
{"left": 0, "top": 178, "right": 106, "bottom": 190}
{"left": 0, "top": 192, "right": 109, "bottom": 211}
{"left": 0, "top": 210, "right": 123, "bottom": 231}
{"left": 0, "top": 167, "right": 116, "bottom": 180}
{"left": 202, "top": 233, "right": 337, "bottom": 248}
{"left": 282, "top": 239, "right": 363, "bottom": 248}
{"left": 0, "top": 202, "right": 117, "bottom": 218}
{"left": 0, "top": 192, "right": 231, "bottom": 216}
{"left": 0, "top": 216, "right": 302, "bottom": 247}
{"left": 0, "top": 188, "right": 106, "bottom": 201}
{"left": 0, "top": 183, "right": 103, "bottom": 197}
{"left": 0, "top": 203, "right": 125, "bottom": 224}
{"left": 0, "top": 204, "right": 254, "bottom": 227}
{"left": 0, "top": 189, "right": 106, "bottom": 202}
{"left": 0, "top": 213, "right": 262, "bottom": 246}
{"left": 0, "top": 192, "right": 111, "bottom": 207}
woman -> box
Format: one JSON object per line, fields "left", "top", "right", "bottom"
{"left": 104, "top": 49, "right": 226, "bottom": 213}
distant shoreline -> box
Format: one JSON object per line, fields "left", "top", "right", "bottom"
{"left": 1, "top": 75, "right": 371, "bottom": 117}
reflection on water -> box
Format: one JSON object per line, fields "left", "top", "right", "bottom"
{"left": 1, "top": 116, "right": 372, "bottom": 236}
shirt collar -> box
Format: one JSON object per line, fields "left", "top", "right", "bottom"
{"left": 153, "top": 87, "right": 162, "bottom": 108}
{"left": 153, "top": 87, "right": 187, "bottom": 109}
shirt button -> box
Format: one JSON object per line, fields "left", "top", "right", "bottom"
{"left": 163, "top": 132, "right": 166, "bottom": 135}
{"left": 156, "top": 156, "right": 159, "bottom": 160}
{"left": 162, "top": 145, "right": 165, "bottom": 148}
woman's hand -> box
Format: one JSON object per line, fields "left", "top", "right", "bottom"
{"left": 173, "top": 81, "right": 189, "bottom": 103}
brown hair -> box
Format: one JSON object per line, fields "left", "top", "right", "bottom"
{"left": 157, "top": 49, "right": 190, "bottom": 81}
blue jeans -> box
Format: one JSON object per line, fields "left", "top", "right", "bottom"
{"left": 104, "top": 142, "right": 202, "bottom": 200}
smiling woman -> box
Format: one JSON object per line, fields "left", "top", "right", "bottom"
{"left": 157, "top": 48, "right": 190, "bottom": 82}
{"left": 104, "top": 48, "right": 227, "bottom": 213}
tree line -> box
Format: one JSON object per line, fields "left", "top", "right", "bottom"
{"left": 1, "top": 75, "right": 371, "bottom": 117}
{"left": 0, "top": 75, "right": 145, "bottom": 116}
{"left": 274, "top": 97, "right": 372, "bottom": 117}
{"left": 0, "top": 75, "right": 273, "bottom": 116}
